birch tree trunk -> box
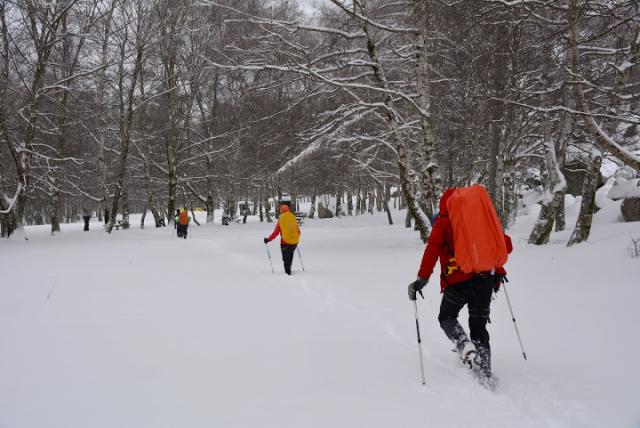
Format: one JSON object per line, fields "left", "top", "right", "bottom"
{"left": 555, "top": 83, "right": 572, "bottom": 232}
{"left": 354, "top": 3, "right": 430, "bottom": 240}
{"left": 413, "top": 0, "right": 441, "bottom": 220}
{"left": 528, "top": 115, "right": 567, "bottom": 245}
{"left": 567, "top": 154, "right": 602, "bottom": 246}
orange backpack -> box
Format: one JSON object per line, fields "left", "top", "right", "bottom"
{"left": 179, "top": 210, "right": 189, "bottom": 225}
{"left": 446, "top": 185, "right": 508, "bottom": 273}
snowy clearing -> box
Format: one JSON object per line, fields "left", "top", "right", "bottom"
{"left": 1, "top": 204, "right": 639, "bottom": 428}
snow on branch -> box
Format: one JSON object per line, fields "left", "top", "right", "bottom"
{"left": 199, "top": 0, "right": 367, "bottom": 39}
{"left": 36, "top": 64, "right": 109, "bottom": 96}
{"left": 276, "top": 139, "right": 322, "bottom": 175}
{"left": 326, "top": 0, "right": 418, "bottom": 34}
{"left": 0, "top": 183, "right": 23, "bottom": 215}
{"left": 493, "top": 97, "right": 640, "bottom": 125}
{"left": 65, "top": 181, "right": 105, "bottom": 203}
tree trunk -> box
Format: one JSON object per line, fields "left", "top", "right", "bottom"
{"left": 190, "top": 208, "right": 201, "bottom": 226}
{"left": 502, "top": 171, "right": 515, "bottom": 227}
{"left": 413, "top": 0, "right": 442, "bottom": 220}
{"left": 347, "top": 191, "right": 353, "bottom": 215}
{"left": 405, "top": 210, "right": 412, "bottom": 229}
{"left": 106, "top": 7, "right": 144, "bottom": 234}
{"left": 122, "top": 186, "right": 130, "bottom": 229}
{"left": 368, "top": 190, "right": 374, "bottom": 214}
{"left": 567, "top": 155, "right": 602, "bottom": 246}
{"left": 206, "top": 194, "right": 215, "bottom": 224}
{"left": 528, "top": 192, "right": 564, "bottom": 245}
{"left": 308, "top": 193, "right": 316, "bottom": 219}
{"left": 383, "top": 198, "right": 393, "bottom": 225}
{"left": 360, "top": 10, "right": 430, "bottom": 240}
{"left": 51, "top": 190, "right": 61, "bottom": 234}
{"left": 555, "top": 197, "right": 566, "bottom": 232}
{"left": 376, "top": 183, "right": 392, "bottom": 225}
{"left": 141, "top": 206, "right": 148, "bottom": 229}
{"left": 242, "top": 195, "right": 249, "bottom": 224}
{"left": 529, "top": 112, "right": 567, "bottom": 245}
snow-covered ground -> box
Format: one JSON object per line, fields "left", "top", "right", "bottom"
{"left": 1, "top": 199, "right": 639, "bottom": 428}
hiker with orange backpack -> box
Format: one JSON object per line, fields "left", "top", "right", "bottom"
{"left": 264, "top": 204, "right": 301, "bottom": 275}
{"left": 176, "top": 208, "right": 191, "bottom": 239}
{"left": 408, "top": 186, "right": 513, "bottom": 385}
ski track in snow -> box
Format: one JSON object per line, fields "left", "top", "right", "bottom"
{"left": 0, "top": 208, "right": 639, "bottom": 428}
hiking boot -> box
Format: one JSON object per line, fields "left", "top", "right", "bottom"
{"left": 459, "top": 341, "right": 477, "bottom": 368}
{"left": 472, "top": 341, "right": 492, "bottom": 379}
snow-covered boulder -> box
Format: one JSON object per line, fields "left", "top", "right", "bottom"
{"left": 621, "top": 197, "right": 640, "bottom": 222}
{"left": 606, "top": 177, "right": 640, "bottom": 200}
{"left": 317, "top": 203, "right": 334, "bottom": 219}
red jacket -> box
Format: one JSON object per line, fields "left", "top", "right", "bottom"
{"left": 417, "top": 189, "right": 513, "bottom": 292}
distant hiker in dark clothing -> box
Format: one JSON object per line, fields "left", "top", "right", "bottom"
{"left": 408, "top": 188, "right": 513, "bottom": 384}
{"left": 174, "top": 209, "right": 181, "bottom": 232}
{"left": 83, "top": 213, "right": 91, "bottom": 231}
{"left": 264, "top": 204, "right": 300, "bottom": 275}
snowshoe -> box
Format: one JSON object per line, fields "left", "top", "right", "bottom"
{"left": 473, "top": 370, "right": 498, "bottom": 391}
{"left": 459, "top": 342, "right": 477, "bottom": 369}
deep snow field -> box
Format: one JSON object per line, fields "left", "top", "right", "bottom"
{"left": 1, "top": 196, "right": 639, "bottom": 428}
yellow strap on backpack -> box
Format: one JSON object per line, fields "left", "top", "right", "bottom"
{"left": 446, "top": 257, "right": 460, "bottom": 276}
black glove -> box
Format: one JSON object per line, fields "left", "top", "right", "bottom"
{"left": 263, "top": 237, "right": 269, "bottom": 244}
{"left": 493, "top": 274, "right": 508, "bottom": 292}
{"left": 408, "top": 278, "right": 427, "bottom": 301}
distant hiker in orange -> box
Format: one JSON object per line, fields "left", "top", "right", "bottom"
{"left": 408, "top": 187, "right": 513, "bottom": 385}
{"left": 264, "top": 204, "right": 300, "bottom": 275}
{"left": 177, "top": 208, "right": 191, "bottom": 239}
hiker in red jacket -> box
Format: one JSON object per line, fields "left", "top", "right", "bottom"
{"left": 408, "top": 188, "right": 513, "bottom": 383}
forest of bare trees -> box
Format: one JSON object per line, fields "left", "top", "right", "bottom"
{"left": 1, "top": 0, "right": 638, "bottom": 245}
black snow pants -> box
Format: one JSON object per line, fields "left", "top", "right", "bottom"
{"left": 438, "top": 275, "right": 495, "bottom": 377}
{"left": 281, "top": 243, "right": 297, "bottom": 275}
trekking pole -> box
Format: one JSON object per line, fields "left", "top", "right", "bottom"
{"left": 296, "top": 246, "right": 305, "bottom": 272}
{"left": 502, "top": 283, "right": 528, "bottom": 360}
{"left": 412, "top": 300, "right": 427, "bottom": 385}
{"left": 265, "top": 243, "right": 275, "bottom": 274}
